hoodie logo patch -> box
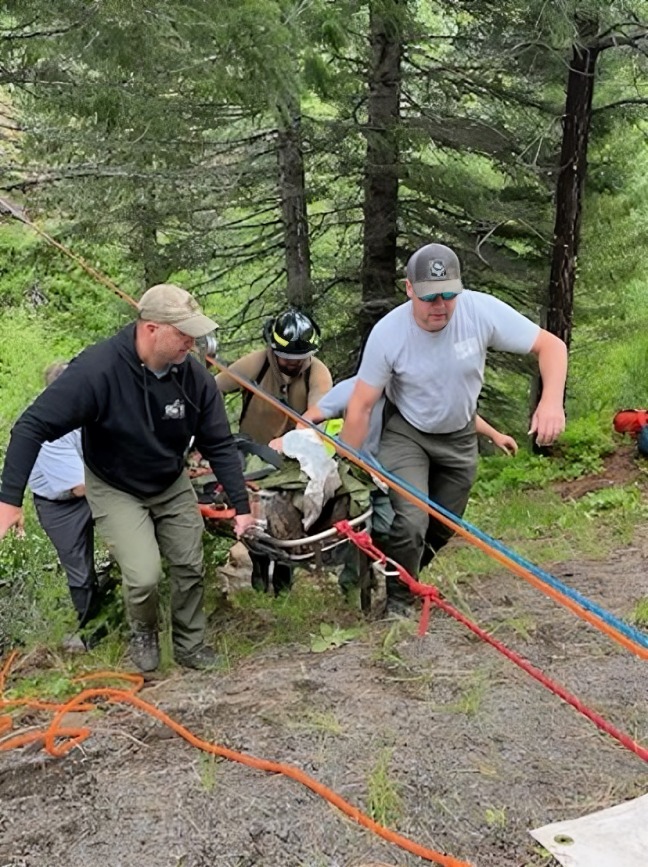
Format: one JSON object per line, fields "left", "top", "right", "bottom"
{"left": 163, "top": 399, "right": 185, "bottom": 420}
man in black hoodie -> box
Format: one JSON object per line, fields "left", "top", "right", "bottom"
{"left": 0, "top": 284, "right": 254, "bottom": 672}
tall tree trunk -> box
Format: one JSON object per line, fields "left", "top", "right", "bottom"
{"left": 131, "top": 191, "right": 170, "bottom": 288}
{"left": 360, "top": 0, "right": 403, "bottom": 335}
{"left": 546, "top": 17, "right": 599, "bottom": 350}
{"left": 277, "top": 102, "right": 312, "bottom": 311}
{"left": 532, "top": 17, "right": 598, "bottom": 451}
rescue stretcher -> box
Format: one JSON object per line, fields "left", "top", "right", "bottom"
{"left": 198, "top": 497, "right": 376, "bottom": 610}
{"left": 241, "top": 505, "right": 373, "bottom": 566}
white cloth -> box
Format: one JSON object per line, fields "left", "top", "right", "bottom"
{"left": 28, "top": 429, "right": 84, "bottom": 500}
{"left": 316, "top": 376, "right": 385, "bottom": 459}
{"left": 281, "top": 429, "right": 341, "bottom": 530}
{"left": 358, "top": 291, "right": 539, "bottom": 434}
{"left": 530, "top": 792, "right": 648, "bottom": 866}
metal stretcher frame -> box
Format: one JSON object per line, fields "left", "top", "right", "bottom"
{"left": 243, "top": 506, "right": 374, "bottom": 565}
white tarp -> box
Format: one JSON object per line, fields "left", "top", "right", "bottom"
{"left": 281, "top": 429, "right": 341, "bottom": 530}
{"left": 530, "top": 792, "right": 648, "bottom": 867}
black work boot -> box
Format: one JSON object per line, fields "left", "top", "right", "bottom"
{"left": 174, "top": 643, "right": 220, "bottom": 671}
{"left": 129, "top": 631, "right": 160, "bottom": 672}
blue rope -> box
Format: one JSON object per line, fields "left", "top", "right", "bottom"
{"left": 339, "top": 442, "right": 648, "bottom": 650}
{"left": 212, "top": 359, "right": 648, "bottom": 651}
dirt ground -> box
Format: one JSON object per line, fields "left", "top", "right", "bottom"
{"left": 1, "top": 448, "right": 648, "bottom": 867}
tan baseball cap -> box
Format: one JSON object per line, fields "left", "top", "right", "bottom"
{"left": 137, "top": 284, "right": 218, "bottom": 338}
{"left": 406, "top": 243, "right": 463, "bottom": 297}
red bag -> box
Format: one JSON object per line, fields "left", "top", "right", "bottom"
{"left": 613, "top": 409, "right": 648, "bottom": 437}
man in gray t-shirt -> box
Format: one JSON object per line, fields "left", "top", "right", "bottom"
{"left": 340, "top": 242, "right": 568, "bottom": 612}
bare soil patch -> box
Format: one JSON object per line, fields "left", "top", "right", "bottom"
{"left": 2, "top": 467, "right": 648, "bottom": 867}
{"left": 553, "top": 442, "right": 644, "bottom": 499}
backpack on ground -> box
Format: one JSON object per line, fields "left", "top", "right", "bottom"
{"left": 612, "top": 409, "right": 648, "bottom": 456}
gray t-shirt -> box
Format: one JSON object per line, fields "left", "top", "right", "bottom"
{"left": 317, "top": 376, "right": 385, "bottom": 458}
{"left": 357, "top": 291, "right": 540, "bottom": 434}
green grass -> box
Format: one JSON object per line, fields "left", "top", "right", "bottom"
{"left": 4, "top": 668, "right": 78, "bottom": 702}
{"left": 429, "top": 669, "right": 489, "bottom": 717}
{"left": 0, "top": 507, "right": 77, "bottom": 652}
{"left": 286, "top": 709, "right": 345, "bottom": 735}
{"left": 484, "top": 805, "right": 508, "bottom": 829}
{"left": 425, "top": 480, "right": 648, "bottom": 591}
{"left": 4, "top": 435, "right": 647, "bottom": 667}
{"left": 629, "top": 597, "right": 648, "bottom": 628}
{"left": 366, "top": 747, "right": 403, "bottom": 826}
{"left": 197, "top": 751, "right": 218, "bottom": 793}
{"left": 3, "top": 250, "right": 648, "bottom": 669}
{"left": 208, "top": 575, "right": 364, "bottom": 664}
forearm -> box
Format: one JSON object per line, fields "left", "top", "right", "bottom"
{"left": 340, "top": 409, "right": 370, "bottom": 450}
{"left": 475, "top": 415, "right": 497, "bottom": 439}
{"left": 207, "top": 450, "right": 250, "bottom": 514}
{"left": 301, "top": 406, "right": 325, "bottom": 427}
{"left": 214, "top": 371, "right": 240, "bottom": 394}
{"left": 0, "top": 425, "right": 44, "bottom": 506}
{"left": 197, "top": 415, "right": 250, "bottom": 513}
{"left": 537, "top": 334, "right": 568, "bottom": 404}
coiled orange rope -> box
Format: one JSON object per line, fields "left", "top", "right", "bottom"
{"left": 0, "top": 653, "right": 471, "bottom": 867}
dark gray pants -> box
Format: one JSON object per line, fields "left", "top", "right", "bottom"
{"left": 33, "top": 494, "right": 98, "bottom": 625}
{"left": 84, "top": 467, "right": 205, "bottom": 653}
{"left": 378, "top": 409, "right": 478, "bottom": 600}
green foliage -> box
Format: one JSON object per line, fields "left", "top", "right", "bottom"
{"left": 629, "top": 597, "right": 648, "bottom": 627}
{"left": 366, "top": 747, "right": 402, "bottom": 827}
{"left": 2, "top": 0, "right": 648, "bottom": 677}
{"left": 434, "top": 476, "right": 647, "bottom": 588}
{"left": 0, "top": 309, "right": 79, "bottom": 434}
{"left": 472, "top": 412, "right": 617, "bottom": 502}
{"left": 0, "top": 508, "right": 75, "bottom": 652}
{"left": 309, "top": 621, "right": 361, "bottom": 652}
{"left": 210, "top": 576, "right": 361, "bottom": 661}
{"left": 5, "top": 669, "right": 77, "bottom": 702}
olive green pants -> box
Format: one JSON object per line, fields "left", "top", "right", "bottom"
{"left": 84, "top": 467, "right": 205, "bottom": 652}
{"left": 378, "top": 409, "right": 478, "bottom": 600}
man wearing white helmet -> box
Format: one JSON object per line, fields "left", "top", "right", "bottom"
{"left": 340, "top": 242, "right": 567, "bottom": 614}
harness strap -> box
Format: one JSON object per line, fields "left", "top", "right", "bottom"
{"left": 239, "top": 357, "right": 312, "bottom": 425}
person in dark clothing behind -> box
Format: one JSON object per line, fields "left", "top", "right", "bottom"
{"left": 27, "top": 361, "right": 101, "bottom": 643}
{"left": 0, "top": 284, "right": 254, "bottom": 672}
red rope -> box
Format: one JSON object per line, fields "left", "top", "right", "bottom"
{"left": 335, "top": 521, "right": 648, "bottom": 765}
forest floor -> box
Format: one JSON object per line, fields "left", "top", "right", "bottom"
{"left": 1, "top": 446, "right": 648, "bottom": 867}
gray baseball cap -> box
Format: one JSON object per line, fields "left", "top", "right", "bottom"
{"left": 405, "top": 243, "right": 463, "bottom": 297}
{"left": 137, "top": 284, "right": 218, "bottom": 338}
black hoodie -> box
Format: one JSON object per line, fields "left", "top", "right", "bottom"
{"left": 0, "top": 323, "right": 249, "bottom": 513}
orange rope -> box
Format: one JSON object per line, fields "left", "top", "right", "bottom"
{"left": 0, "top": 658, "right": 471, "bottom": 867}
{"left": 3, "top": 209, "right": 644, "bottom": 657}
{"left": 0, "top": 197, "right": 137, "bottom": 308}
{"left": 209, "top": 363, "right": 648, "bottom": 662}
